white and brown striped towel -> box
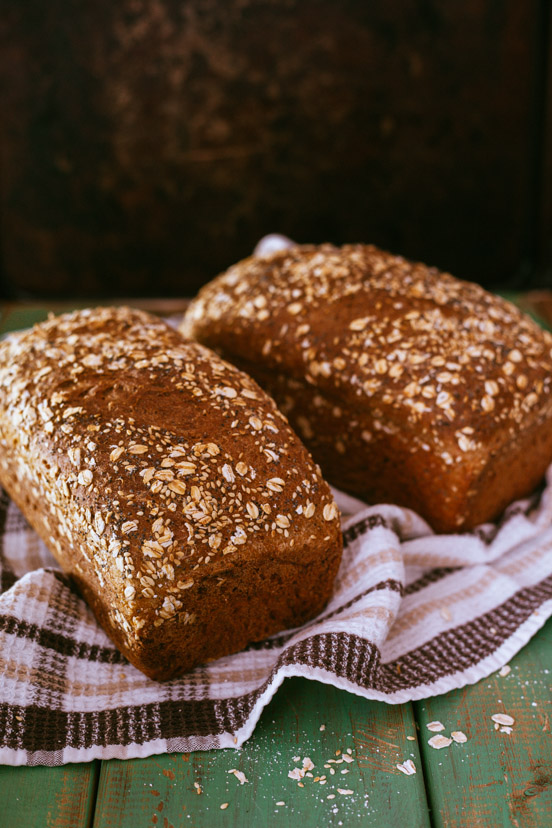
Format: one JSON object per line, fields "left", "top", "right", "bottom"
{"left": 1, "top": 472, "right": 552, "bottom": 766}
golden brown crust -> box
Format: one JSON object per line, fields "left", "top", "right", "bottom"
{"left": 0, "top": 306, "right": 342, "bottom": 679}
{"left": 182, "top": 243, "right": 552, "bottom": 532}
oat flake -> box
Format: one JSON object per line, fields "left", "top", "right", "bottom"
{"left": 491, "top": 713, "right": 515, "bottom": 727}
{"left": 397, "top": 759, "right": 417, "bottom": 775}
{"left": 428, "top": 734, "right": 453, "bottom": 749}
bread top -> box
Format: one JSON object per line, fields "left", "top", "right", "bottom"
{"left": 0, "top": 306, "right": 340, "bottom": 639}
{"left": 183, "top": 244, "right": 552, "bottom": 464}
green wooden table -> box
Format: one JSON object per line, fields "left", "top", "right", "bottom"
{"left": 0, "top": 304, "right": 551, "bottom": 828}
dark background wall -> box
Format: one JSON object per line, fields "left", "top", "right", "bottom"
{"left": 1, "top": 0, "right": 551, "bottom": 299}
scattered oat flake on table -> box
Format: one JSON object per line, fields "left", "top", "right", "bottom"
{"left": 500, "top": 726, "right": 513, "bottom": 735}
{"left": 397, "top": 759, "right": 417, "bottom": 775}
{"left": 342, "top": 754, "right": 354, "bottom": 763}
{"left": 498, "top": 665, "right": 511, "bottom": 677}
{"left": 302, "top": 757, "right": 315, "bottom": 771}
{"left": 193, "top": 782, "right": 202, "bottom": 794}
{"left": 288, "top": 767, "right": 304, "bottom": 781}
{"left": 428, "top": 735, "right": 453, "bottom": 749}
{"left": 228, "top": 769, "right": 248, "bottom": 785}
{"left": 320, "top": 724, "right": 326, "bottom": 731}
{"left": 337, "top": 788, "right": 354, "bottom": 795}
{"left": 491, "top": 713, "right": 515, "bottom": 727}
{"left": 276, "top": 801, "right": 285, "bottom": 807}
{"left": 406, "top": 735, "right": 416, "bottom": 741}
{"left": 451, "top": 731, "right": 468, "bottom": 743}
{"left": 220, "top": 803, "right": 229, "bottom": 810}
{"left": 427, "top": 721, "right": 445, "bottom": 732}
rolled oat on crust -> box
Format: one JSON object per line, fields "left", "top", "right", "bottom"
{"left": 182, "top": 243, "right": 552, "bottom": 532}
{"left": 0, "top": 306, "right": 342, "bottom": 679}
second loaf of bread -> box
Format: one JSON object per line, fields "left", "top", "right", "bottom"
{"left": 0, "top": 307, "right": 342, "bottom": 680}
{"left": 182, "top": 243, "right": 552, "bottom": 533}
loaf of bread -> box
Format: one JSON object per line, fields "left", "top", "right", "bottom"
{"left": 182, "top": 243, "right": 552, "bottom": 533}
{"left": 0, "top": 307, "right": 342, "bottom": 680}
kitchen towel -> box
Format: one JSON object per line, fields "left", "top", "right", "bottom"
{"left": 1, "top": 473, "right": 552, "bottom": 766}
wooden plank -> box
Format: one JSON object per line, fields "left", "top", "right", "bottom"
{"left": 0, "top": 302, "right": 190, "bottom": 339}
{"left": 0, "top": 307, "right": 51, "bottom": 335}
{"left": 0, "top": 762, "right": 99, "bottom": 828}
{"left": 93, "top": 677, "right": 431, "bottom": 828}
{"left": 414, "top": 617, "right": 552, "bottom": 827}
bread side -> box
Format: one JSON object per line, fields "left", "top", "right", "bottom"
{"left": 0, "top": 307, "right": 342, "bottom": 679}
{"left": 182, "top": 244, "right": 552, "bottom": 532}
